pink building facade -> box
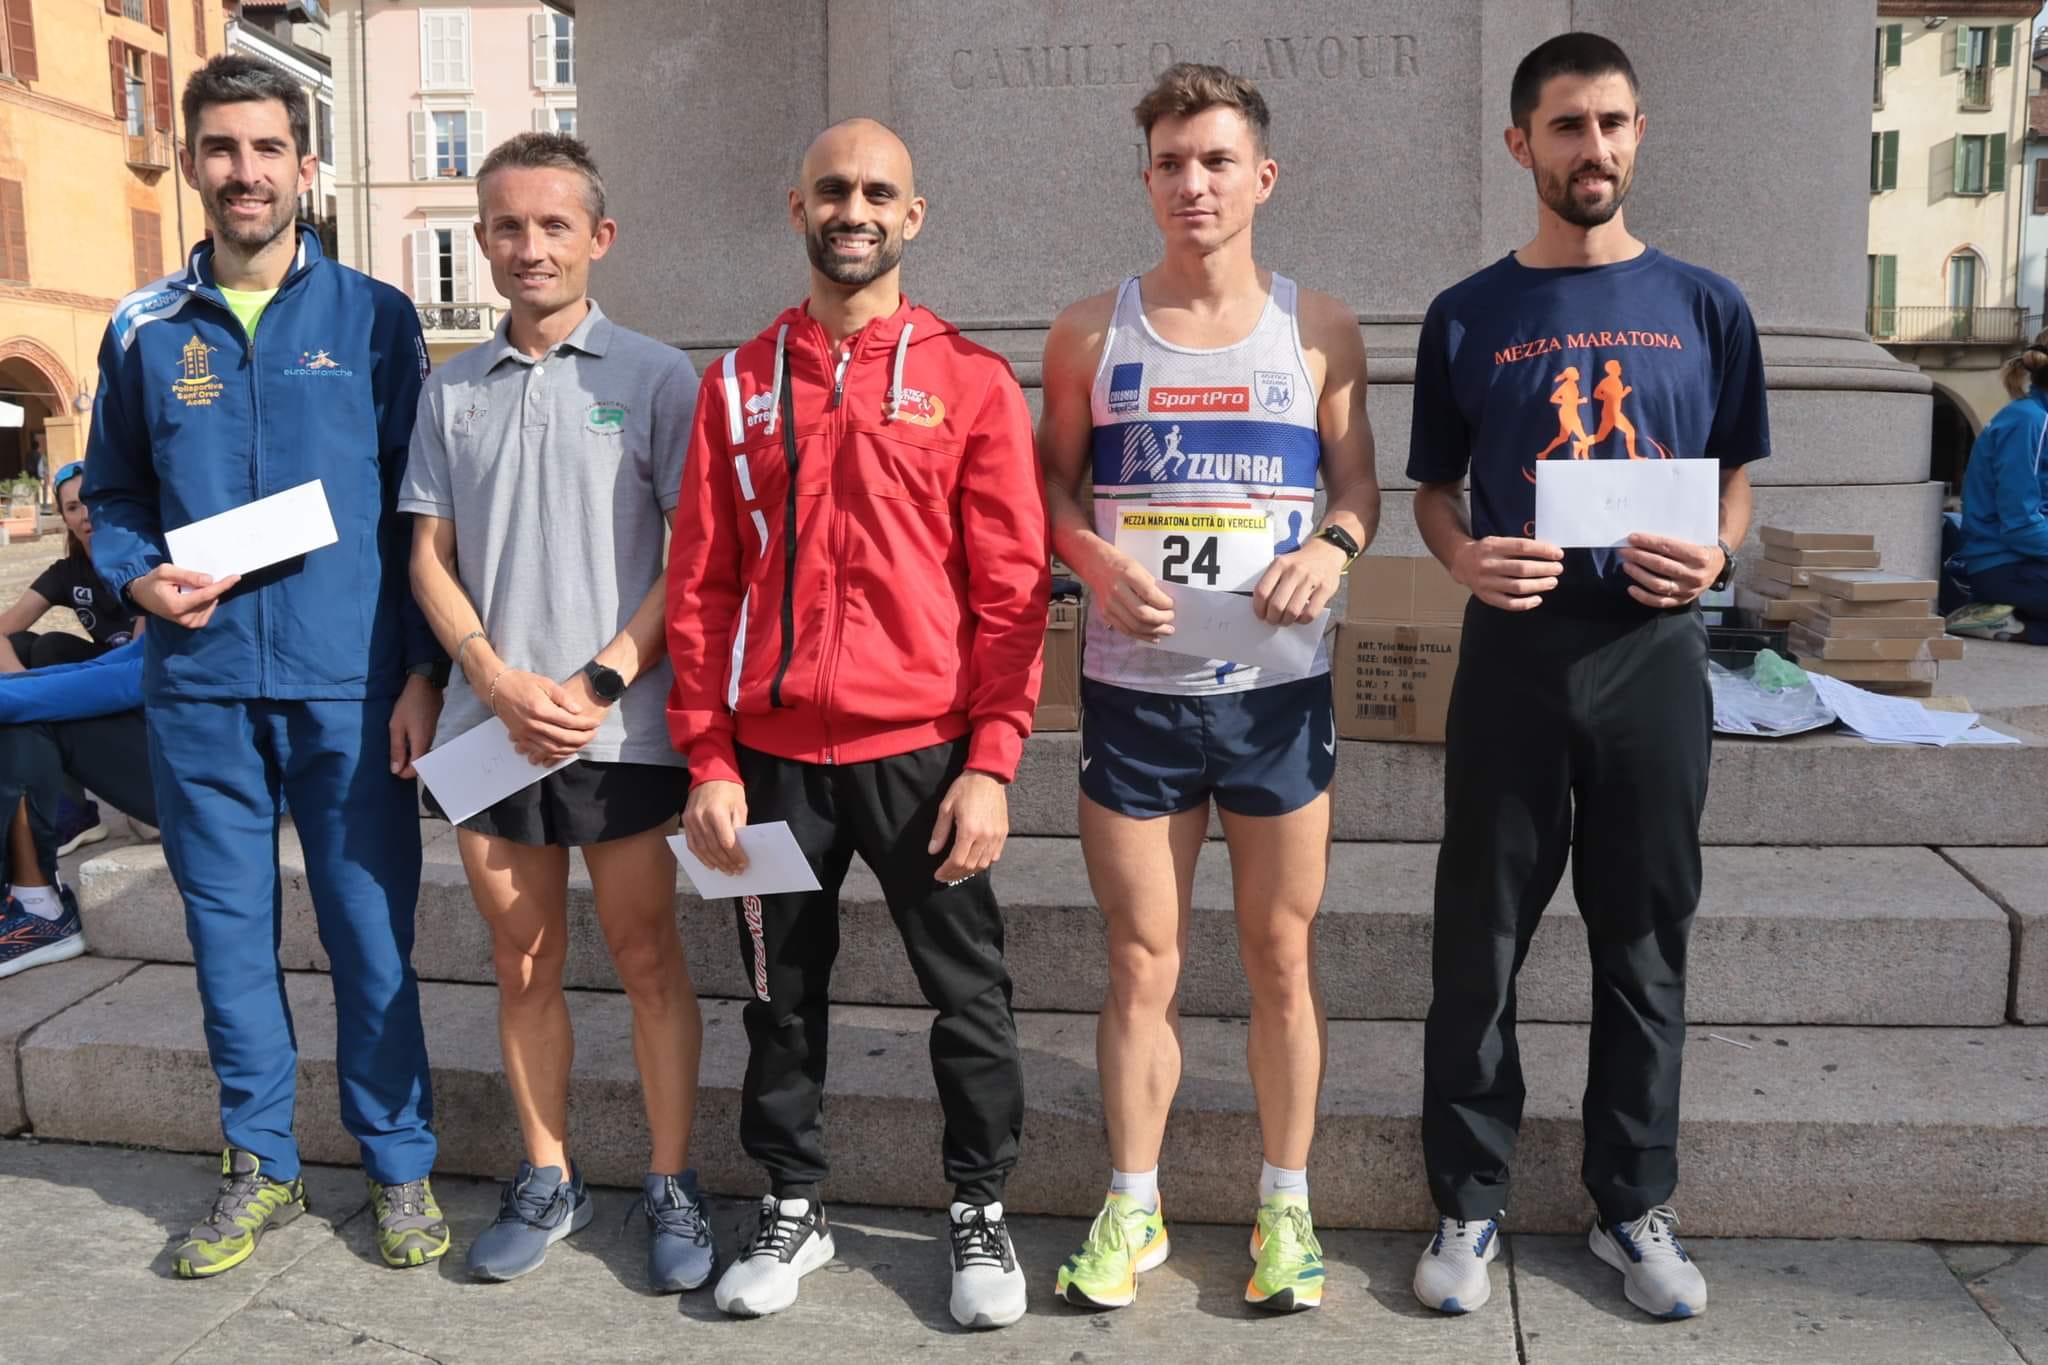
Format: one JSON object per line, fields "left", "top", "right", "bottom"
{"left": 331, "top": 0, "right": 574, "bottom": 360}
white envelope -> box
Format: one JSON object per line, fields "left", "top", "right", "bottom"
{"left": 668, "top": 823, "right": 823, "bottom": 899}
{"left": 1534, "top": 458, "right": 1720, "bottom": 549}
{"left": 165, "top": 479, "right": 340, "bottom": 581}
{"left": 1144, "top": 580, "right": 1327, "bottom": 675}
{"left": 413, "top": 717, "right": 579, "bottom": 826}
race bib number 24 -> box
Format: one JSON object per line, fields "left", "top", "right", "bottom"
{"left": 1116, "top": 508, "right": 1274, "bottom": 591}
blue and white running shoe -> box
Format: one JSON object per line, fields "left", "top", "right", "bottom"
{"left": 1590, "top": 1205, "right": 1707, "bottom": 1318}
{"left": 0, "top": 886, "right": 85, "bottom": 979}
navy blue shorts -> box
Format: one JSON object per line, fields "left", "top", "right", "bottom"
{"left": 1078, "top": 674, "right": 1336, "bottom": 818}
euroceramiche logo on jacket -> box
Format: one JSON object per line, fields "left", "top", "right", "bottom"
{"left": 284, "top": 348, "right": 355, "bottom": 378}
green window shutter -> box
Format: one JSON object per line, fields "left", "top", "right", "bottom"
{"left": 1871, "top": 132, "right": 1882, "bottom": 191}
{"left": 1886, "top": 23, "right": 1902, "bottom": 66}
{"left": 1880, "top": 256, "right": 1897, "bottom": 313}
{"left": 1883, "top": 130, "right": 1899, "bottom": 191}
{"left": 1991, "top": 132, "right": 2008, "bottom": 192}
{"left": 1997, "top": 24, "right": 2015, "bottom": 68}
{"left": 1956, "top": 133, "right": 1968, "bottom": 193}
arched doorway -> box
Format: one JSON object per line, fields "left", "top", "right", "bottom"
{"left": 0, "top": 339, "right": 77, "bottom": 493}
{"left": 1928, "top": 382, "right": 1979, "bottom": 504}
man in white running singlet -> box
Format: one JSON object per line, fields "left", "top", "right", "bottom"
{"left": 1037, "top": 62, "right": 1381, "bottom": 1316}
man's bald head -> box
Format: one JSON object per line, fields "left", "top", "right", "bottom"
{"left": 789, "top": 117, "right": 926, "bottom": 290}
{"left": 798, "top": 117, "right": 915, "bottom": 196}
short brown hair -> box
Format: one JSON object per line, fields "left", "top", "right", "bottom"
{"left": 476, "top": 132, "right": 607, "bottom": 224}
{"left": 1133, "top": 63, "right": 1270, "bottom": 157}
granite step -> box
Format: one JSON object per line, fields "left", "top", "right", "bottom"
{"left": 1011, "top": 729, "right": 2048, "bottom": 846}
{"left": 77, "top": 832, "right": 2014, "bottom": 1026}
{"left": 18, "top": 963, "right": 2047, "bottom": 1241}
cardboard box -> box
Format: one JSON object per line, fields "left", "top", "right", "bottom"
{"left": 1793, "top": 655, "right": 1937, "bottom": 683}
{"left": 1808, "top": 570, "right": 1938, "bottom": 602}
{"left": 1787, "top": 625, "right": 1945, "bottom": 662}
{"left": 1759, "top": 526, "right": 1877, "bottom": 551}
{"left": 1032, "top": 599, "right": 1080, "bottom": 732}
{"left": 1929, "top": 635, "right": 1965, "bottom": 661}
{"left": 1736, "top": 587, "right": 1808, "bottom": 622}
{"left": 1332, "top": 622, "right": 1460, "bottom": 743}
{"left": 1760, "top": 545, "right": 1882, "bottom": 569}
{"left": 1785, "top": 604, "right": 1943, "bottom": 638}
{"left": 1744, "top": 575, "right": 1820, "bottom": 601}
{"left": 1345, "top": 554, "right": 1469, "bottom": 625}
{"left": 1755, "top": 560, "right": 1819, "bottom": 588}
{"left": 1334, "top": 555, "right": 1468, "bottom": 743}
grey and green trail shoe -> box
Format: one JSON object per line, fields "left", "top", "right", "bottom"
{"left": 370, "top": 1176, "right": 451, "bottom": 1268}
{"left": 172, "top": 1148, "right": 307, "bottom": 1279}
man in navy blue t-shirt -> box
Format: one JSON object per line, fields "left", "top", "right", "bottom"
{"left": 1405, "top": 34, "right": 1769, "bottom": 1323}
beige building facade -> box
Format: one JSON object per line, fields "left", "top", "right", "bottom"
{"left": 1870, "top": 0, "right": 2043, "bottom": 484}
{"left": 330, "top": 0, "right": 573, "bottom": 363}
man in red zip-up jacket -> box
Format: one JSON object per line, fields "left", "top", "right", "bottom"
{"left": 665, "top": 119, "right": 1049, "bottom": 1329}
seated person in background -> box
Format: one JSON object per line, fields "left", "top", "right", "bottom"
{"left": 0, "top": 640, "right": 157, "bottom": 978}
{"left": 1950, "top": 339, "right": 2048, "bottom": 644}
{"left": 0, "top": 461, "right": 139, "bottom": 672}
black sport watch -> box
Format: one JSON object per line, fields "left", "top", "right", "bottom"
{"left": 1312, "top": 524, "right": 1362, "bottom": 569}
{"left": 582, "top": 660, "right": 627, "bottom": 704}
{"left": 1710, "top": 537, "right": 1736, "bottom": 593}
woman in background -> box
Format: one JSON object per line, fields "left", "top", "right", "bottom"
{"left": 1949, "top": 338, "right": 2048, "bottom": 644}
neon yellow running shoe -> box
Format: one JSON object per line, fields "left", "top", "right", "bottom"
{"left": 1055, "top": 1192, "right": 1169, "bottom": 1309}
{"left": 369, "top": 1176, "right": 451, "bottom": 1268}
{"left": 1246, "top": 1192, "right": 1324, "bottom": 1311}
{"left": 173, "top": 1148, "right": 307, "bottom": 1279}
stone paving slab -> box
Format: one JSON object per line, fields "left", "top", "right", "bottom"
{"left": 253, "top": 1174, "right": 1517, "bottom": 1365}
{"left": 0, "top": 1138, "right": 371, "bottom": 1365}
{"left": 0, "top": 955, "right": 137, "bottom": 1133}
{"left": 18, "top": 965, "right": 2048, "bottom": 1238}
{"left": 1514, "top": 1234, "right": 2025, "bottom": 1364}
{"left": 1945, "top": 1244, "right": 2048, "bottom": 1365}
{"left": 1945, "top": 848, "right": 2048, "bottom": 1024}
{"left": 79, "top": 833, "right": 2013, "bottom": 1026}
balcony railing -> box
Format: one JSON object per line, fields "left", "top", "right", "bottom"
{"left": 1962, "top": 65, "right": 1992, "bottom": 109}
{"left": 417, "top": 302, "right": 500, "bottom": 335}
{"left": 1869, "top": 304, "right": 2026, "bottom": 345}
{"left": 124, "top": 129, "right": 173, "bottom": 170}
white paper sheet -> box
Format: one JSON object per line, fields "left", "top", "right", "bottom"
{"left": 413, "top": 717, "right": 579, "bottom": 825}
{"left": 668, "top": 823, "right": 823, "bottom": 899}
{"left": 1143, "top": 580, "right": 1327, "bottom": 675}
{"left": 1533, "top": 458, "right": 1720, "bottom": 549}
{"left": 1806, "top": 673, "right": 1980, "bottom": 746}
{"left": 165, "top": 479, "right": 339, "bottom": 582}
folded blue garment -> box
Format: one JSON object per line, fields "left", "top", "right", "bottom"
{"left": 0, "top": 639, "right": 144, "bottom": 721}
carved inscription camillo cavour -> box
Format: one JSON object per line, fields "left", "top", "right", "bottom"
{"left": 947, "top": 34, "right": 1421, "bottom": 91}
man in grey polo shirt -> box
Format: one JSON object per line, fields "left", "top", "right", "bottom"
{"left": 402, "top": 133, "right": 712, "bottom": 1292}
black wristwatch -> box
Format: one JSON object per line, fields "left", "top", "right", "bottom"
{"left": 582, "top": 659, "right": 627, "bottom": 704}
{"left": 1312, "top": 524, "right": 1362, "bottom": 569}
{"left": 1710, "top": 537, "right": 1736, "bottom": 593}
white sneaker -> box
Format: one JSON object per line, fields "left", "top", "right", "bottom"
{"left": 1589, "top": 1205, "right": 1707, "bottom": 1319}
{"left": 713, "top": 1196, "right": 835, "bottom": 1318}
{"left": 1413, "top": 1215, "right": 1499, "bottom": 1313}
{"left": 948, "top": 1201, "right": 1025, "bottom": 1329}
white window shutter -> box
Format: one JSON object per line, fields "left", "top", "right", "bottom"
{"left": 410, "top": 229, "right": 432, "bottom": 303}
{"left": 532, "top": 106, "right": 548, "bottom": 133}
{"left": 452, "top": 234, "right": 473, "bottom": 303}
{"left": 466, "top": 109, "right": 484, "bottom": 176}
{"left": 418, "top": 12, "right": 433, "bottom": 88}
{"left": 453, "top": 12, "right": 471, "bottom": 88}
{"left": 531, "top": 13, "right": 550, "bottom": 86}
{"left": 410, "top": 111, "right": 429, "bottom": 179}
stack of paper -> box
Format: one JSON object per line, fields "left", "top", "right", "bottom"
{"left": 1806, "top": 674, "right": 2016, "bottom": 746}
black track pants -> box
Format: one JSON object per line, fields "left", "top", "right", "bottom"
{"left": 1422, "top": 602, "right": 1711, "bottom": 1227}
{"left": 732, "top": 738, "right": 1023, "bottom": 1206}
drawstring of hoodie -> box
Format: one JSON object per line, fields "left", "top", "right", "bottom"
{"left": 764, "top": 323, "right": 790, "bottom": 435}
{"left": 885, "top": 323, "right": 914, "bottom": 422}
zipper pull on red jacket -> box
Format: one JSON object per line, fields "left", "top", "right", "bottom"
{"left": 831, "top": 342, "right": 853, "bottom": 408}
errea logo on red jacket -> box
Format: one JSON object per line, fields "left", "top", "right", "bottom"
{"left": 1149, "top": 386, "right": 1249, "bottom": 412}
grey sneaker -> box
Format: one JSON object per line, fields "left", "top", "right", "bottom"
{"left": 466, "top": 1162, "right": 592, "bottom": 1282}
{"left": 171, "top": 1148, "right": 307, "bottom": 1279}
{"left": 948, "top": 1201, "right": 1025, "bottom": 1329}
{"left": 641, "top": 1171, "right": 716, "bottom": 1292}
{"left": 713, "top": 1196, "right": 835, "bottom": 1318}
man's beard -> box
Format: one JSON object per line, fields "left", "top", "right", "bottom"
{"left": 205, "top": 182, "right": 297, "bottom": 251}
{"left": 805, "top": 217, "right": 905, "bottom": 286}
{"left": 1536, "top": 159, "right": 1633, "bottom": 228}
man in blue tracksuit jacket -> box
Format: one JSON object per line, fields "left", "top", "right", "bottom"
{"left": 83, "top": 55, "right": 452, "bottom": 1277}
{"left": 1954, "top": 363, "right": 2048, "bottom": 645}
